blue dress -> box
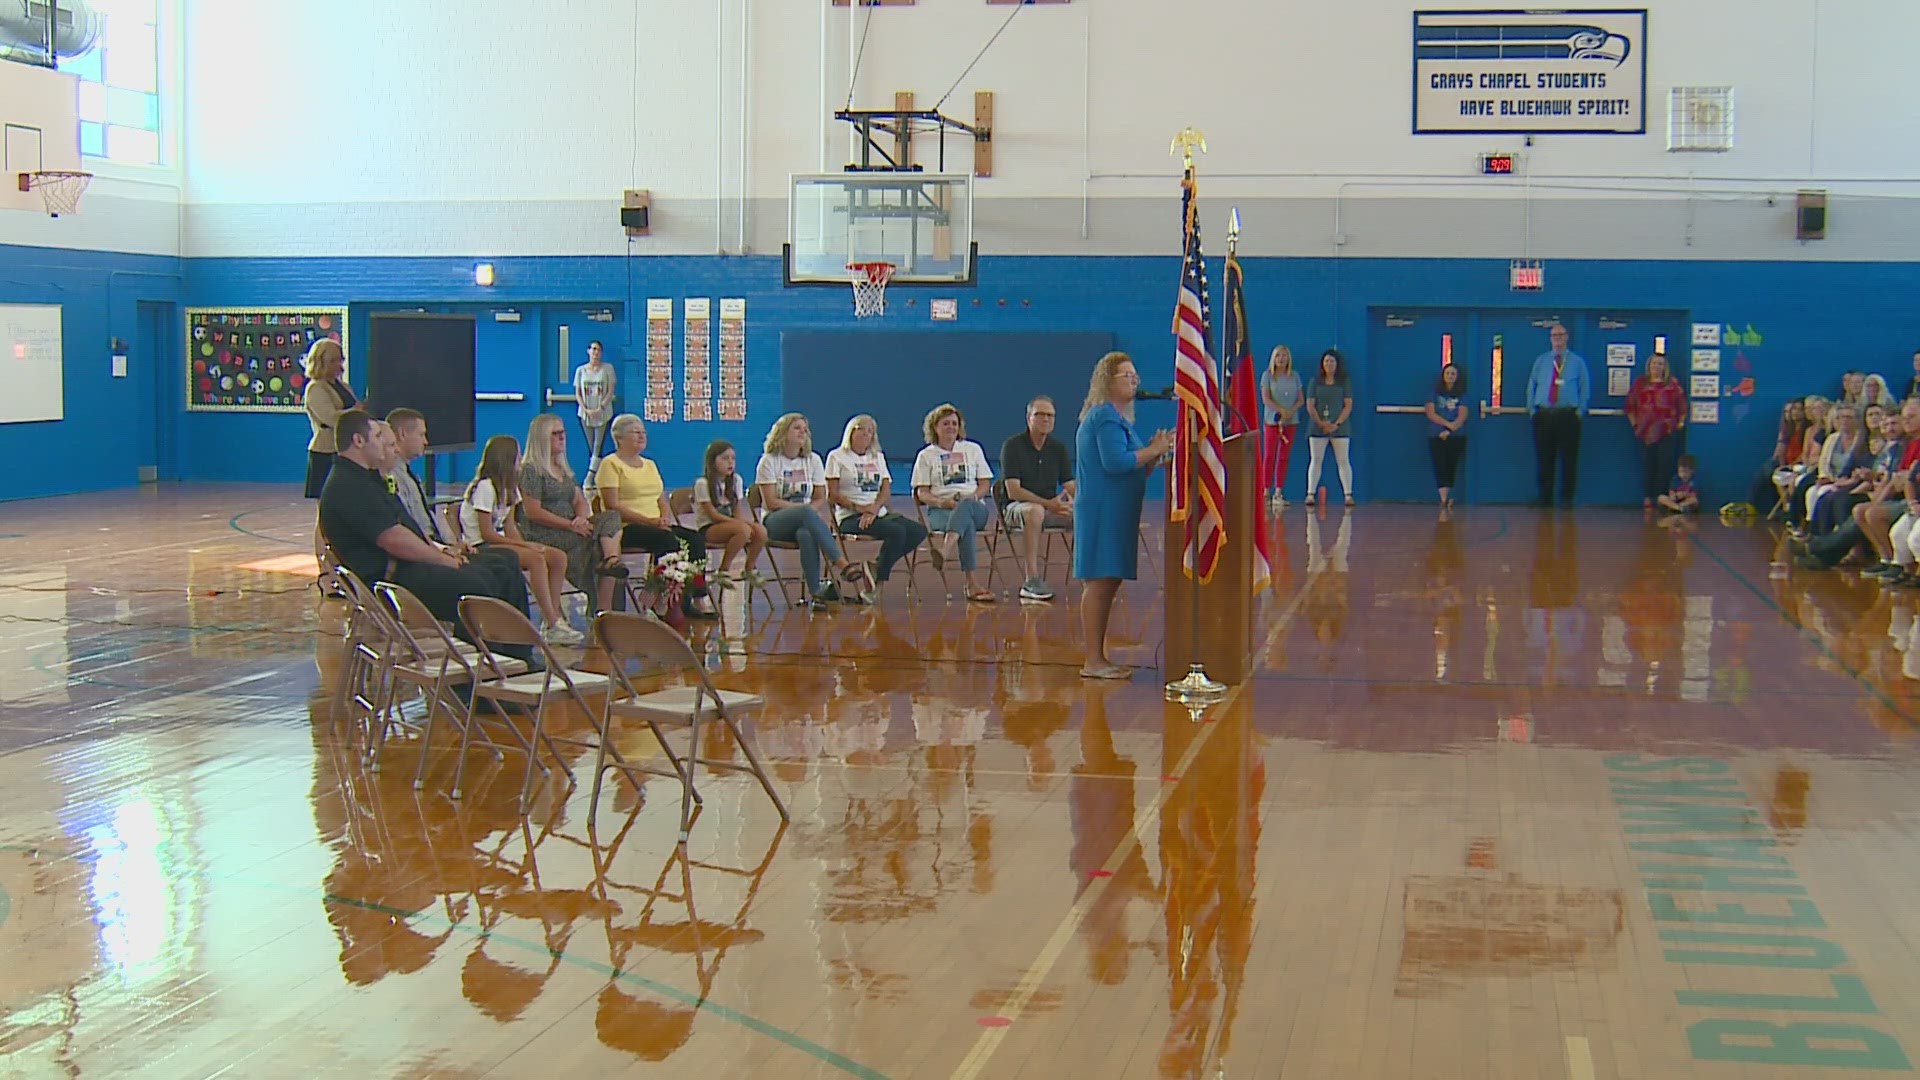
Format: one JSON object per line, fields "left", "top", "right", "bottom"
{"left": 1073, "top": 402, "right": 1150, "bottom": 581}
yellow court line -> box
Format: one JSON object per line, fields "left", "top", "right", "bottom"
{"left": 950, "top": 563, "right": 1316, "bottom": 1080}
{"left": 1565, "top": 1036, "right": 1596, "bottom": 1080}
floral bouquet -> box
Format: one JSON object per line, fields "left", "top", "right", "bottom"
{"left": 640, "top": 542, "right": 707, "bottom": 629}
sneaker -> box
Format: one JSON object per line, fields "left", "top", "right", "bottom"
{"left": 542, "top": 622, "right": 584, "bottom": 646}
{"left": 1019, "top": 577, "right": 1055, "bottom": 601}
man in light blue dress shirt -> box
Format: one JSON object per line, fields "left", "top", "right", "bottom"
{"left": 1526, "top": 323, "right": 1590, "bottom": 508}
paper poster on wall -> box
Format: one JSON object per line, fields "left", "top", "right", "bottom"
{"left": 1606, "top": 343, "right": 1636, "bottom": 367}
{"left": 0, "top": 304, "right": 63, "bottom": 424}
{"left": 1690, "top": 374, "right": 1721, "bottom": 399}
{"left": 931, "top": 298, "right": 958, "bottom": 322}
{"left": 683, "top": 298, "right": 712, "bottom": 423}
{"left": 1690, "top": 348, "right": 1720, "bottom": 372}
{"left": 1607, "top": 367, "right": 1632, "bottom": 397}
{"left": 644, "top": 298, "right": 673, "bottom": 423}
{"left": 718, "top": 297, "right": 747, "bottom": 422}
{"left": 186, "top": 308, "right": 345, "bottom": 413}
{"left": 1691, "top": 400, "right": 1719, "bottom": 424}
{"left": 1691, "top": 323, "right": 1721, "bottom": 346}
{"left": 1412, "top": 10, "right": 1647, "bottom": 135}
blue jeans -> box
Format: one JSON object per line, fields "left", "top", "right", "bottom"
{"left": 838, "top": 511, "right": 927, "bottom": 581}
{"left": 927, "top": 500, "right": 989, "bottom": 571}
{"left": 763, "top": 504, "right": 841, "bottom": 591}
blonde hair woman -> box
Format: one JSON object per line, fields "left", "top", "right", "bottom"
{"left": 756, "top": 412, "right": 869, "bottom": 607}
{"left": 1260, "top": 344, "right": 1303, "bottom": 507}
{"left": 826, "top": 414, "right": 926, "bottom": 589}
{"left": 301, "top": 337, "right": 355, "bottom": 585}
{"left": 1073, "top": 352, "right": 1174, "bottom": 678}
{"left": 912, "top": 403, "right": 996, "bottom": 602}
{"left": 516, "top": 413, "right": 627, "bottom": 615}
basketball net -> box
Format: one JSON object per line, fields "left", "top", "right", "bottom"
{"left": 847, "top": 261, "right": 895, "bottom": 318}
{"left": 19, "top": 171, "right": 94, "bottom": 217}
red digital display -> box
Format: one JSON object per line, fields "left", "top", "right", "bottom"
{"left": 1481, "top": 153, "right": 1516, "bottom": 175}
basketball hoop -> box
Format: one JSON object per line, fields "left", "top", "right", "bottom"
{"left": 847, "top": 261, "right": 895, "bottom": 318}
{"left": 18, "top": 171, "right": 94, "bottom": 217}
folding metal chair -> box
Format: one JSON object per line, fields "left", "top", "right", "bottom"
{"left": 988, "top": 498, "right": 1074, "bottom": 587}
{"left": 372, "top": 582, "right": 529, "bottom": 788}
{"left": 332, "top": 564, "right": 398, "bottom": 742}
{"left": 912, "top": 497, "right": 1003, "bottom": 596}
{"left": 746, "top": 486, "right": 810, "bottom": 609}
{"left": 454, "top": 596, "right": 614, "bottom": 807}
{"left": 593, "top": 610, "right": 788, "bottom": 839}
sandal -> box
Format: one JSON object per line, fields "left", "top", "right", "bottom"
{"left": 966, "top": 588, "right": 997, "bottom": 603}
{"left": 598, "top": 556, "right": 631, "bottom": 578}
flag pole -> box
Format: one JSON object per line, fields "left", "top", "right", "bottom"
{"left": 1167, "top": 127, "right": 1228, "bottom": 710}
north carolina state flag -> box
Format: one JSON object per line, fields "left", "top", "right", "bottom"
{"left": 1220, "top": 251, "right": 1271, "bottom": 594}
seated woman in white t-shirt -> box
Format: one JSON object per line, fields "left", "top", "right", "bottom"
{"left": 694, "top": 439, "right": 766, "bottom": 577}
{"left": 912, "top": 403, "right": 996, "bottom": 602}
{"left": 461, "top": 434, "right": 580, "bottom": 644}
{"left": 825, "top": 414, "right": 927, "bottom": 590}
{"left": 755, "top": 412, "right": 871, "bottom": 608}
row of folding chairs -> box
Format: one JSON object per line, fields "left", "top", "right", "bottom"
{"left": 330, "top": 562, "right": 788, "bottom": 840}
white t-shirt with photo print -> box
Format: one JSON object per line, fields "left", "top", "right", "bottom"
{"left": 824, "top": 446, "right": 892, "bottom": 515}
{"left": 910, "top": 440, "right": 993, "bottom": 502}
{"left": 755, "top": 450, "right": 827, "bottom": 504}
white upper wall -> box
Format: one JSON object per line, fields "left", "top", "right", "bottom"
{"left": 171, "top": 0, "right": 1920, "bottom": 256}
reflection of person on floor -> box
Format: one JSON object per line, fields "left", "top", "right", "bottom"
{"left": 1525, "top": 513, "right": 1585, "bottom": 686}
{"left": 1427, "top": 517, "right": 1465, "bottom": 681}
{"left": 1070, "top": 682, "right": 1158, "bottom": 984}
{"left": 1304, "top": 511, "right": 1352, "bottom": 667}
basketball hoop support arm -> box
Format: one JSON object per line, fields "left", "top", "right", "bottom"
{"left": 833, "top": 109, "right": 989, "bottom": 172}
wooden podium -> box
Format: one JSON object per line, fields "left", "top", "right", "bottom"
{"left": 1163, "top": 432, "right": 1259, "bottom": 685}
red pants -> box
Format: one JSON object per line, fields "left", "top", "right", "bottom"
{"left": 1262, "top": 422, "right": 1297, "bottom": 495}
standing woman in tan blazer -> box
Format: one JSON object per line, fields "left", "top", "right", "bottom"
{"left": 301, "top": 338, "right": 357, "bottom": 578}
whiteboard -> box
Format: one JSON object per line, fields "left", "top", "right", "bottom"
{"left": 0, "top": 304, "right": 63, "bottom": 424}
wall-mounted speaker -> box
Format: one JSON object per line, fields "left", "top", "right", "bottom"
{"left": 1796, "top": 190, "right": 1827, "bottom": 241}
{"left": 622, "top": 189, "right": 651, "bottom": 236}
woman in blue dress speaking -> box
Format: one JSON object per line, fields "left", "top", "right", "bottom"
{"left": 1074, "top": 351, "right": 1175, "bottom": 679}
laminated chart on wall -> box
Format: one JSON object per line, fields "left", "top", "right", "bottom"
{"left": 683, "top": 298, "right": 713, "bottom": 422}
{"left": 718, "top": 298, "right": 747, "bottom": 421}
{"left": 186, "top": 308, "right": 346, "bottom": 413}
{"left": 644, "top": 299, "right": 673, "bottom": 423}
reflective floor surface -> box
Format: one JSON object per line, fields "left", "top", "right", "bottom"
{"left": 3, "top": 485, "right": 1920, "bottom": 1077}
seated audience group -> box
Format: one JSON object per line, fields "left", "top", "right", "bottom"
{"left": 320, "top": 393, "right": 1083, "bottom": 638}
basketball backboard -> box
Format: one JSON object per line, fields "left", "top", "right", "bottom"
{"left": 0, "top": 60, "right": 82, "bottom": 215}
{"left": 786, "top": 171, "right": 974, "bottom": 285}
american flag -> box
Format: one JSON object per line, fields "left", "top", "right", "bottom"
{"left": 1171, "top": 168, "right": 1227, "bottom": 583}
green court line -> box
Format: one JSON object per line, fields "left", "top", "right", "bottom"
{"left": 319, "top": 890, "right": 892, "bottom": 1079}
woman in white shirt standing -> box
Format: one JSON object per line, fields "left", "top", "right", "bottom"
{"left": 755, "top": 412, "right": 870, "bottom": 608}
{"left": 912, "top": 403, "right": 996, "bottom": 602}
{"left": 826, "top": 414, "right": 927, "bottom": 591}
{"left": 573, "top": 340, "right": 617, "bottom": 481}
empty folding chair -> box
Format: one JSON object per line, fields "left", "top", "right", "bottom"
{"left": 454, "top": 595, "right": 614, "bottom": 807}
{"left": 372, "top": 582, "right": 528, "bottom": 789}
{"left": 593, "top": 610, "right": 788, "bottom": 839}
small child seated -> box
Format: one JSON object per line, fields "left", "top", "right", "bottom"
{"left": 1658, "top": 454, "right": 1701, "bottom": 513}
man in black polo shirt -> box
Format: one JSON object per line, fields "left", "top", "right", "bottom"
{"left": 998, "top": 395, "right": 1075, "bottom": 602}
{"left": 318, "top": 409, "right": 532, "bottom": 645}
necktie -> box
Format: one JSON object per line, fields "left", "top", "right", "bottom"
{"left": 1547, "top": 353, "right": 1563, "bottom": 406}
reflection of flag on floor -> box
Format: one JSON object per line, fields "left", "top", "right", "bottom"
{"left": 1171, "top": 167, "right": 1226, "bottom": 584}
{"left": 1220, "top": 251, "right": 1272, "bottom": 594}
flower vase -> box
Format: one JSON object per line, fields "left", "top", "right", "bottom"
{"left": 657, "top": 586, "right": 688, "bottom": 633}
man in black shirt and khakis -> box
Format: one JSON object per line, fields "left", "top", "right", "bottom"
{"left": 318, "top": 408, "right": 532, "bottom": 648}
{"left": 998, "top": 395, "right": 1075, "bottom": 602}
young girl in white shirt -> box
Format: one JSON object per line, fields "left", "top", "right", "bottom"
{"left": 694, "top": 439, "right": 767, "bottom": 577}
{"left": 462, "top": 434, "right": 580, "bottom": 644}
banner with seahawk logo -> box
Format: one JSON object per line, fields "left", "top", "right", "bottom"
{"left": 1413, "top": 9, "right": 1647, "bottom": 135}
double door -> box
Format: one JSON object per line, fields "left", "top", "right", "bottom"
{"left": 1364, "top": 308, "right": 1688, "bottom": 504}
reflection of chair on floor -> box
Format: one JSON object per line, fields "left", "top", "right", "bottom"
{"left": 590, "top": 815, "right": 787, "bottom": 1062}
{"left": 593, "top": 611, "right": 789, "bottom": 838}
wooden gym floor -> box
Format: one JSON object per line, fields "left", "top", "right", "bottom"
{"left": 3, "top": 484, "right": 1920, "bottom": 1078}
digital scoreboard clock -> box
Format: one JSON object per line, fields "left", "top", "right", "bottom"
{"left": 1480, "top": 152, "right": 1518, "bottom": 176}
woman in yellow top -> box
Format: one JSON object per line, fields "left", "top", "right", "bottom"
{"left": 301, "top": 338, "right": 356, "bottom": 588}
{"left": 597, "top": 414, "right": 714, "bottom": 617}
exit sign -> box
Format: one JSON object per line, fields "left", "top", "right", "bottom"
{"left": 1510, "top": 259, "right": 1544, "bottom": 292}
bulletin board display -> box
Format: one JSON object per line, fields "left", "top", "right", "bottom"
{"left": 186, "top": 307, "right": 347, "bottom": 413}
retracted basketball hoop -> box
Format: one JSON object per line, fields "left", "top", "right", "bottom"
{"left": 847, "top": 261, "right": 895, "bottom": 318}
{"left": 18, "top": 171, "right": 94, "bottom": 217}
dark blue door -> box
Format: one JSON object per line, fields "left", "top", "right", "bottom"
{"left": 1365, "top": 308, "right": 1472, "bottom": 502}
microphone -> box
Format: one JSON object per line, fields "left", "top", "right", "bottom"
{"left": 1136, "top": 386, "right": 1176, "bottom": 401}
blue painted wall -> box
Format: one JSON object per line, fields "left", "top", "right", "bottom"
{"left": 0, "top": 243, "right": 184, "bottom": 501}
{"left": 7, "top": 247, "right": 1919, "bottom": 505}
